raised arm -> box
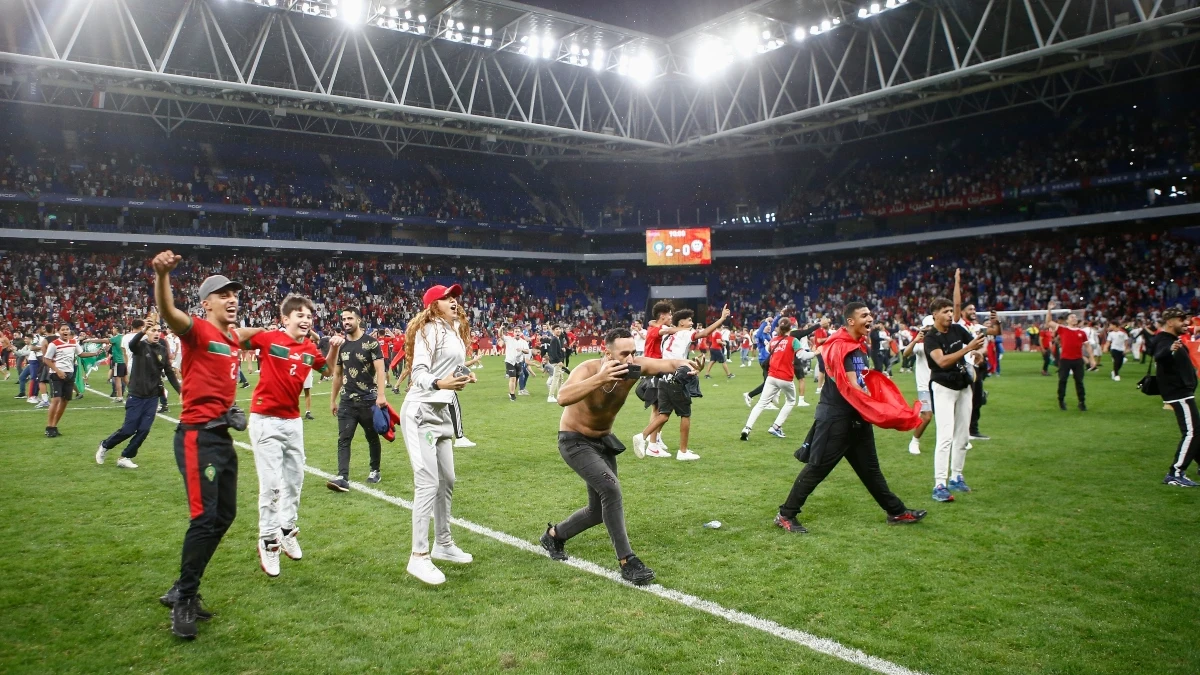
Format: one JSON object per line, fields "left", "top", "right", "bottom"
{"left": 952, "top": 268, "right": 962, "bottom": 323}
{"left": 695, "top": 305, "right": 732, "bottom": 339}
{"left": 985, "top": 310, "right": 1002, "bottom": 336}
{"left": 1045, "top": 300, "right": 1059, "bottom": 332}
{"left": 150, "top": 251, "right": 192, "bottom": 335}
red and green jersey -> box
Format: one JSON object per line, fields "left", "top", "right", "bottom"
{"left": 767, "top": 335, "right": 801, "bottom": 381}
{"left": 178, "top": 318, "right": 240, "bottom": 425}
{"left": 249, "top": 331, "right": 326, "bottom": 419}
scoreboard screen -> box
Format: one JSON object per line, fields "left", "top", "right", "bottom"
{"left": 645, "top": 228, "right": 712, "bottom": 266}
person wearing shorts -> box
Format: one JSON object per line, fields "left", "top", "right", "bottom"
{"left": 902, "top": 316, "right": 936, "bottom": 455}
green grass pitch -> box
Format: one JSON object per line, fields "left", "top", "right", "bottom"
{"left": 0, "top": 352, "right": 1196, "bottom": 674}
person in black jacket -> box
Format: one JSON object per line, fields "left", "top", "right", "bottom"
{"left": 96, "top": 318, "right": 181, "bottom": 469}
{"left": 545, "top": 326, "right": 567, "bottom": 403}
{"left": 1156, "top": 309, "right": 1199, "bottom": 487}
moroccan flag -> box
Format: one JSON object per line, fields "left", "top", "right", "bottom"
{"left": 822, "top": 328, "right": 922, "bottom": 431}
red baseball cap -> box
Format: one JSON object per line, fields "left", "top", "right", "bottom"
{"left": 423, "top": 284, "right": 463, "bottom": 308}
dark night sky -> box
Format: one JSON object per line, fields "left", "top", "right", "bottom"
{"left": 521, "top": 0, "right": 757, "bottom": 36}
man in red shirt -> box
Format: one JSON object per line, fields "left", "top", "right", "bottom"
{"left": 635, "top": 301, "right": 673, "bottom": 457}
{"left": 811, "top": 317, "right": 831, "bottom": 393}
{"left": 1046, "top": 301, "right": 1096, "bottom": 411}
{"left": 247, "top": 295, "right": 343, "bottom": 578}
{"left": 151, "top": 250, "right": 265, "bottom": 641}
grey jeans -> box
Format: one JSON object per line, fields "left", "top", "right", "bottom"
{"left": 554, "top": 432, "right": 633, "bottom": 561}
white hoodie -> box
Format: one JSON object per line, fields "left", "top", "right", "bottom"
{"left": 405, "top": 318, "right": 467, "bottom": 404}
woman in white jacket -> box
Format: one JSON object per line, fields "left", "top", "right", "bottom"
{"left": 399, "top": 283, "right": 476, "bottom": 585}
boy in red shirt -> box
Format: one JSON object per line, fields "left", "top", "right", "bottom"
{"left": 246, "top": 295, "right": 343, "bottom": 577}
{"left": 151, "top": 250, "right": 265, "bottom": 641}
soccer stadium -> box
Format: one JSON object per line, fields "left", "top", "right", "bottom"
{"left": 2, "top": 0, "right": 1199, "bottom": 672}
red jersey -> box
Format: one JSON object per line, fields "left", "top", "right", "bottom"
{"left": 697, "top": 336, "right": 710, "bottom": 351}
{"left": 249, "top": 331, "right": 326, "bottom": 419}
{"left": 644, "top": 325, "right": 663, "bottom": 359}
{"left": 767, "top": 335, "right": 800, "bottom": 380}
{"left": 812, "top": 328, "right": 829, "bottom": 350}
{"left": 1040, "top": 330, "right": 1052, "bottom": 349}
{"left": 1056, "top": 326, "right": 1088, "bottom": 360}
{"left": 178, "top": 318, "right": 241, "bottom": 425}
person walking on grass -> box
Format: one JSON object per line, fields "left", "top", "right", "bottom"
{"left": 924, "top": 297, "right": 988, "bottom": 503}
{"left": 327, "top": 308, "right": 387, "bottom": 491}
{"left": 774, "top": 302, "right": 927, "bottom": 534}
{"left": 246, "top": 295, "right": 343, "bottom": 578}
{"left": 150, "top": 250, "right": 266, "bottom": 641}
{"left": 740, "top": 317, "right": 818, "bottom": 441}
{"left": 399, "top": 284, "right": 476, "bottom": 586}
{"left": 96, "top": 316, "right": 180, "bottom": 468}
{"left": 1155, "top": 309, "right": 1200, "bottom": 487}
{"left": 42, "top": 324, "right": 104, "bottom": 438}
{"left": 1045, "top": 300, "right": 1096, "bottom": 411}
{"left": 541, "top": 328, "right": 696, "bottom": 585}
{"left": 901, "top": 316, "right": 935, "bottom": 456}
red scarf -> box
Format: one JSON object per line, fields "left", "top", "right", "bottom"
{"left": 823, "top": 328, "right": 923, "bottom": 431}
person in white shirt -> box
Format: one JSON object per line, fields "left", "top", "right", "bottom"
{"left": 1105, "top": 324, "right": 1130, "bottom": 381}
{"left": 897, "top": 325, "right": 914, "bottom": 373}
{"left": 1083, "top": 322, "right": 1102, "bottom": 371}
{"left": 400, "top": 284, "right": 476, "bottom": 586}
{"left": 43, "top": 324, "right": 103, "bottom": 438}
{"left": 633, "top": 305, "right": 730, "bottom": 462}
{"left": 503, "top": 326, "right": 532, "bottom": 401}
{"left": 901, "top": 316, "right": 936, "bottom": 455}
{"left": 631, "top": 321, "right": 646, "bottom": 356}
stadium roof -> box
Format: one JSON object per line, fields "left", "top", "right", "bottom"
{"left": 2, "top": 0, "right": 1199, "bottom": 162}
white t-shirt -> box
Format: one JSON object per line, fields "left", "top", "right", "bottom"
{"left": 165, "top": 333, "right": 182, "bottom": 367}
{"left": 1106, "top": 330, "right": 1129, "bottom": 352}
{"left": 503, "top": 335, "right": 527, "bottom": 364}
{"left": 633, "top": 329, "right": 646, "bottom": 353}
{"left": 1084, "top": 326, "right": 1100, "bottom": 347}
{"left": 913, "top": 342, "right": 931, "bottom": 392}
{"left": 718, "top": 328, "right": 731, "bottom": 348}
{"left": 45, "top": 339, "right": 82, "bottom": 373}
{"left": 661, "top": 329, "right": 695, "bottom": 360}
{"left": 121, "top": 332, "right": 137, "bottom": 374}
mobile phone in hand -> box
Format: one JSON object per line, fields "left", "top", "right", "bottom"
{"left": 453, "top": 365, "right": 472, "bottom": 378}
{"left": 621, "top": 364, "right": 642, "bottom": 380}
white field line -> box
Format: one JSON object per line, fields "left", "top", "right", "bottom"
{"left": 83, "top": 386, "right": 926, "bottom": 675}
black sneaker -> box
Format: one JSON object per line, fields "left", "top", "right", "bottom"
{"left": 47, "top": 427, "right": 60, "bottom": 438}
{"left": 509, "top": 394, "right": 516, "bottom": 401}
{"left": 171, "top": 596, "right": 199, "bottom": 640}
{"left": 159, "top": 584, "right": 212, "bottom": 621}
{"left": 540, "top": 523, "right": 568, "bottom": 561}
{"left": 774, "top": 513, "right": 808, "bottom": 534}
{"left": 367, "top": 470, "right": 381, "bottom": 484}
{"left": 239, "top": 381, "right": 249, "bottom": 389}
{"left": 740, "top": 429, "right": 749, "bottom": 441}
{"left": 304, "top": 411, "right": 314, "bottom": 420}
{"left": 969, "top": 433, "right": 990, "bottom": 441}
{"left": 158, "top": 404, "right": 169, "bottom": 413}
{"left": 326, "top": 477, "right": 350, "bottom": 492}
{"left": 887, "top": 509, "right": 928, "bottom": 525}
{"left": 1058, "top": 400, "right": 1067, "bottom": 411}
{"left": 1078, "top": 402, "right": 1087, "bottom": 412}
{"left": 619, "top": 555, "right": 655, "bottom": 586}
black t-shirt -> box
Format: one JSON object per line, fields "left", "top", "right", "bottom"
{"left": 924, "top": 324, "right": 974, "bottom": 390}
{"left": 870, "top": 328, "right": 886, "bottom": 354}
{"left": 338, "top": 334, "right": 383, "bottom": 403}
{"left": 818, "top": 347, "right": 870, "bottom": 419}
{"left": 1154, "top": 333, "right": 1198, "bottom": 401}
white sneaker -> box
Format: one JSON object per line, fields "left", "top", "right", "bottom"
{"left": 547, "top": 396, "right": 557, "bottom": 403}
{"left": 116, "top": 457, "right": 138, "bottom": 469}
{"left": 676, "top": 450, "right": 701, "bottom": 461}
{"left": 1113, "top": 374, "right": 1120, "bottom": 382}
{"left": 908, "top": 438, "right": 921, "bottom": 455}
{"left": 518, "top": 390, "right": 530, "bottom": 396}
{"left": 815, "top": 387, "right": 822, "bottom": 394}
{"left": 966, "top": 442, "right": 973, "bottom": 450}
{"left": 764, "top": 403, "right": 780, "bottom": 410}
{"left": 26, "top": 396, "right": 36, "bottom": 404}
{"left": 280, "top": 528, "right": 302, "bottom": 560}
{"left": 796, "top": 398, "right": 810, "bottom": 407}
{"left": 632, "top": 433, "right": 648, "bottom": 459}
{"left": 645, "top": 446, "right": 672, "bottom": 458}
{"left": 743, "top": 392, "right": 753, "bottom": 407}
{"left": 407, "top": 554, "right": 446, "bottom": 585}
{"left": 652, "top": 441, "right": 670, "bottom": 455}
{"left": 258, "top": 538, "right": 281, "bottom": 577}
{"left": 95, "top": 442, "right": 108, "bottom": 465}
{"left": 454, "top": 437, "right": 477, "bottom": 448}
{"left": 432, "top": 543, "right": 473, "bottom": 564}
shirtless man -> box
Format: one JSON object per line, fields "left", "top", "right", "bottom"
{"left": 539, "top": 328, "right": 696, "bottom": 585}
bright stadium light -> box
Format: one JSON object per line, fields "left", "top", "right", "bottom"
{"left": 858, "top": 8, "right": 869, "bottom": 18}
{"left": 485, "top": 27, "right": 493, "bottom": 36}
{"left": 793, "top": 27, "right": 805, "bottom": 41}
{"left": 735, "top": 29, "right": 758, "bottom": 57}
{"left": 870, "top": 3, "right": 882, "bottom": 14}
{"left": 340, "top": 0, "right": 363, "bottom": 23}
{"left": 456, "top": 21, "right": 465, "bottom": 30}
{"left": 591, "top": 49, "right": 605, "bottom": 70}
{"left": 418, "top": 14, "right": 426, "bottom": 23}
{"left": 821, "top": 19, "right": 832, "bottom": 31}
{"left": 483, "top": 38, "right": 492, "bottom": 47}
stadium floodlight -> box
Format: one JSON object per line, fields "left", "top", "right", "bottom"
{"left": 389, "top": 7, "right": 398, "bottom": 17}
{"left": 870, "top": 3, "right": 881, "bottom": 14}
{"left": 591, "top": 49, "right": 605, "bottom": 70}
{"left": 268, "top": 0, "right": 277, "bottom": 6}
{"left": 859, "top": 8, "right": 869, "bottom": 18}
{"left": 471, "top": 35, "right": 478, "bottom": 44}
{"left": 820, "top": 19, "right": 832, "bottom": 31}
{"left": 457, "top": 21, "right": 465, "bottom": 30}
{"left": 401, "top": 21, "right": 408, "bottom": 30}
{"left": 484, "top": 38, "right": 492, "bottom": 47}
{"left": 792, "top": 27, "right": 805, "bottom": 41}
{"left": 582, "top": 48, "right": 590, "bottom": 56}
{"left": 761, "top": 30, "right": 771, "bottom": 40}
{"left": 485, "top": 27, "right": 493, "bottom": 36}
{"left": 735, "top": 29, "right": 758, "bottom": 57}
{"left": 570, "top": 43, "right": 580, "bottom": 54}
{"left": 887, "top": 0, "right": 898, "bottom": 7}
{"left": 416, "top": 24, "right": 425, "bottom": 33}
{"left": 809, "top": 25, "right": 819, "bottom": 34}
{"left": 340, "top": 0, "right": 364, "bottom": 24}
{"left": 418, "top": 14, "right": 426, "bottom": 23}
{"left": 405, "top": 10, "right": 411, "bottom": 19}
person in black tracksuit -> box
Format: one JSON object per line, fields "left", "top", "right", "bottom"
{"left": 96, "top": 321, "right": 180, "bottom": 467}
{"left": 1155, "top": 310, "right": 1199, "bottom": 486}
{"left": 328, "top": 309, "right": 387, "bottom": 491}
{"left": 774, "top": 303, "right": 926, "bottom": 533}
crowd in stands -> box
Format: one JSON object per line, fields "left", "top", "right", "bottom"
{"left": 778, "top": 108, "right": 1199, "bottom": 220}
{"left": 2, "top": 227, "right": 1195, "bottom": 342}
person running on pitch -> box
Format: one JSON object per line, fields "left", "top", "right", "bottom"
{"left": 540, "top": 328, "right": 697, "bottom": 584}
{"left": 96, "top": 315, "right": 180, "bottom": 468}
{"left": 1045, "top": 300, "right": 1096, "bottom": 411}
{"left": 774, "top": 302, "right": 927, "bottom": 533}
{"left": 901, "top": 316, "right": 936, "bottom": 455}
{"left": 740, "top": 317, "right": 818, "bottom": 441}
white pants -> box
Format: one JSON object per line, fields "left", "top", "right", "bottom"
{"left": 400, "top": 399, "right": 457, "bottom": 554}
{"left": 931, "top": 382, "right": 972, "bottom": 486}
{"left": 547, "top": 364, "right": 565, "bottom": 398}
{"left": 745, "top": 377, "right": 796, "bottom": 430}
{"left": 250, "top": 414, "right": 305, "bottom": 539}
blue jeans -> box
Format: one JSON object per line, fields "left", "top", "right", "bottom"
{"left": 518, "top": 362, "right": 530, "bottom": 391}
{"left": 102, "top": 395, "right": 160, "bottom": 458}
{"left": 18, "top": 360, "right": 38, "bottom": 398}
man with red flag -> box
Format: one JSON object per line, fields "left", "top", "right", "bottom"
{"left": 774, "top": 301, "right": 927, "bottom": 534}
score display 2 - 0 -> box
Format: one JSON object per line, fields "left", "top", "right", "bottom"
{"left": 645, "top": 228, "right": 712, "bottom": 266}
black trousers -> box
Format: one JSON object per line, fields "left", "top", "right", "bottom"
{"left": 1168, "top": 398, "right": 1200, "bottom": 476}
{"left": 969, "top": 370, "right": 986, "bottom": 435}
{"left": 748, "top": 361, "right": 770, "bottom": 398}
{"left": 1042, "top": 348, "right": 1053, "bottom": 372}
{"left": 871, "top": 350, "right": 891, "bottom": 374}
{"left": 337, "top": 401, "right": 381, "bottom": 478}
{"left": 174, "top": 426, "right": 238, "bottom": 600}
{"left": 779, "top": 411, "right": 906, "bottom": 518}
{"left": 102, "top": 395, "right": 159, "bottom": 458}
{"left": 1057, "top": 358, "right": 1086, "bottom": 403}
{"left": 1111, "top": 349, "right": 1125, "bottom": 376}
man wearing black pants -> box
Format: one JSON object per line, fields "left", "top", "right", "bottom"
{"left": 1105, "top": 325, "right": 1129, "bottom": 382}
{"left": 96, "top": 319, "right": 180, "bottom": 469}
{"left": 151, "top": 251, "right": 265, "bottom": 640}
{"left": 775, "top": 302, "right": 926, "bottom": 533}
{"left": 1045, "top": 301, "right": 1095, "bottom": 411}
{"left": 327, "top": 308, "right": 387, "bottom": 491}
{"left": 1155, "top": 309, "right": 1199, "bottom": 487}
